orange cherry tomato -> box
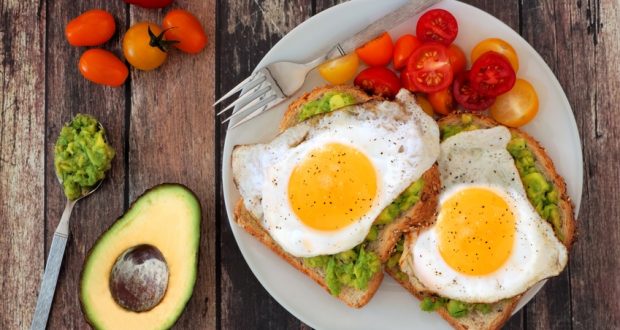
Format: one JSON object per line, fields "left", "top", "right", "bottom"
{"left": 356, "top": 32, "right": 394, "bottom": 67}
{"left": 65, "top": 9, "right": 116, "bottom": 47}
{"left": 318, "top": 53, "right": 360, "bottom": 85}
{"left": 447, "top": 44, "right": 466, "bottom": 75}
{"left": 393, "top": 34, "right": 422, "bottom": 70}
{"left": 471, "top": 38, "right": 519, "bottom": 71}
{"left": 415, "top": 94, "right": 434, "bottom": 116}
{"left": 428, "top": 88, "right": 454, "bottom": 115}
{"left": 79, "top": 49, "right": 128, "bottom": 87}
{"left": 490, "top": 79, "right": 539, "bottom": 127}
{"left": 163, "top": 9, "right": 208, "bottom": 54}
{"left": 123, "top": 22, "right": 169, "bottom": 71}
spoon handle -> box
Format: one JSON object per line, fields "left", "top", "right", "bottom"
{"left": 31, "top": 200, "right": 75, "bottom": 330}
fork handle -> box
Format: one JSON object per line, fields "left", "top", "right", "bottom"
{"left": 328, "top": 0, "right": 441, "bottom": 58}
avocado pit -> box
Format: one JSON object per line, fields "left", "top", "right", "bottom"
{"left": 109, "top": 244, "right": 169, "bottom": 312}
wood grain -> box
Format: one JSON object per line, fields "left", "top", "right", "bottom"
{"left": 128, "top": 0, "right": 217, "bottom": 328}
{"left": 0, "top": 0, "right": 45, "bottom": 328}
{"left": 45, "top": 1, "right": 128, "bottom": 328}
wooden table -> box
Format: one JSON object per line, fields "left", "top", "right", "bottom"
{"left": 1, "top": 0, "right": 618, "bottom": 329}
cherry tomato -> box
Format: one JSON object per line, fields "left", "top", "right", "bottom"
{"left": 405, "top": 43, "right": 453, "bottom": 93}
{"left": 393, "top": 34, "right": 422, "bottom": 70}
{"left": 354, "top": 67, "right": 401, "bottom": 98}
{"left": 428, "top": 88, "right": 454, "bottom": 115}
{"left": 490, "top": 79, "right": 539, "bottom": 127}
{"left": 163, "top": 9, "right": 208, "bottom": 54}
{"left": 79, "top": 49, "right": 128, "bottom": 87}
{"left": 400, "top": 70, "right": 418, "bottom": 92}
{"left": 416, "top": 94, "right": 434, "bottom": 116}
{"left": 124, "top": 0, "right": 173, "bottom": 8}
{"left": 416, "top": 9, "right": 458, "bottom": 45}
{"left": 471, "top": 38, "right": 519, "bottom": 71}
{"left": 356, "top": 32, "right": 394, "bottom": 67}
{"left": 453, "top": 70, "right": 495, "bottom": 111}
{"left": 123, "top": 22, "right": 170, "bottom": 71}
{"left": 447, "top": 44, "right": 466, "bottom": 75}
{"left": 469, "top": 51, "right": 516, "bottom": 97}
{"left": 318, "top": 53, "right": 360, "bottom": 85}
{"left": 65, "top": 10, "right": 115, "bottom": 47}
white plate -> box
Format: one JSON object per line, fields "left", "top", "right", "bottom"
{"left": 222, "top": 1, "right": 583, "bottom": 329}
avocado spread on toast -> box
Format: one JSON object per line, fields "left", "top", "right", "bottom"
{"left": 298, "top": 92, "right": 357, "bottom": 121}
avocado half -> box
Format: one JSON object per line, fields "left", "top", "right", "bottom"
{"left": 80, "top": 184, "right": 201, "bottom": 330}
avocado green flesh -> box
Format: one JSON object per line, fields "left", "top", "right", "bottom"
{"left": 54, "top": 114, "right": 115, "bottom": 200}
{"left": 80, "top": 184, "right": 201, "bottom": 330}
{"left": 298, "top": 92, "right": 357, "bottom": 122}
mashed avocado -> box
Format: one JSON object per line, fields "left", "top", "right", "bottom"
{"left": 298, "top": 92, "right": 357, "bottom": 122}
{"left": 54, "top": 114, "right": 115, "bottom": 200}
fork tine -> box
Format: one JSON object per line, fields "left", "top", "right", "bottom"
{"left": 216, "top": 84, "right": 271, "bottom": 116}
{"left": 222, "top": 94, "right": 278, "bottom": 124}
{"left": 212, "top": 72, "right": 263, "bottom": 106}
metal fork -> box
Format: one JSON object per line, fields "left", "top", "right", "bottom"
{"left": 215, "top": 0, "right": 441, "bottom": 129}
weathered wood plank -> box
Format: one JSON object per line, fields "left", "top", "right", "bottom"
{"left": 0, "top": 0, "right": 45, "bottom": 328}
{"left": 128, "top": 1, "right": 217, "bottom": 328}
{"left": 216, "top": 0, "right": 312, "bottom": 329}
{"left": 44, "top": 1, "right": 128, "bottom": 328}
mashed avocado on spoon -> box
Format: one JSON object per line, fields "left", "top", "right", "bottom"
{"left": 54, "top": 114, "right": 115, "bottom": 200}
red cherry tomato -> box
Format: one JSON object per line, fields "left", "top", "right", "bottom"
{"left": 79, "top": 49, "right": 128, "bottom": 87}
{"left": 163, "top": 9, "right": 208, "bottom": 54}
{"left": 405, "top": 43, "right": 453, "bottom": 93}
{"left": 354, "top": 67, "right": 401, "bottom": 98}
{"left": 400, "top": 70, "right": 418, "bottom": 92}
{"left": 453, "top": 70, "right": 495, "bottom": 111}
{"left": 416, "top": 9, "right": 458, "bottom": 45}
{"left": 124, "top": 0, "right": 173, "bottom": 8}
{"left": 428, "top": 88, "right": 454, "bottom": 115}
{"left": 469, "top": 51, "right": 516, "bottom": 97}
{"left": 393, "top": 34, "right": 422, "bottom": 70}
{"left": 447, "top": 44, "right": 466, "bottom": 75}
{"left": 356, "top": 32, "right": 394, "bottom": 67}
{"left": 65, "top": 9, "right": 115, "bottom": 47}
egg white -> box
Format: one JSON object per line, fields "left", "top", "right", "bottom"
{"left": 232, "top": 90, "right": 439, "bottom": 257}
{"left": 402, "top": 126, "right": 568, "bottom": 303}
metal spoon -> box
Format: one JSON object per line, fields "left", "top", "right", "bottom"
{"left": 31, "top": 122, "right": 109, "bottom": 330}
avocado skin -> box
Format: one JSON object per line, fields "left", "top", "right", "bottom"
{"left": 79, "top": 183, "right": 201, "bottom": 330}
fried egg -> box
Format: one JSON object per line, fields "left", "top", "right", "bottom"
{"left": 232, "top": 90, "right": 439, "bottom": 257}
{"left": 401, "top": 126, "right": 567, "bottom": 303}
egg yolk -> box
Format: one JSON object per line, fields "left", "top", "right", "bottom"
{"left": 437, "top": 187, "right": 516, "bottom": 275}
{"left": 288, "top": 143, "right": 377, "bottom": 231}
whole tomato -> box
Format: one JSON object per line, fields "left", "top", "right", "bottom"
{"left": 163, "top": 9, "right": 208, "bottom": 54}
{"left": 79, "top": 49, "right": 128, "bottom": 87}
{"left": 65, "top": 9, "right": 116, "bottom": 46}
{"left": 124, "top": 0, "right": 173, "bottom": 9}
{"left": 123, "top": 22, "right": 172, "bottom": 71}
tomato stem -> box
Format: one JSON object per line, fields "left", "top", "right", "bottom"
{"left": 147, "top": 26, "right": 179, "bottom": 52}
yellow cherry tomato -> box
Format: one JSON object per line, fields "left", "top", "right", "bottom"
{"left": 471, "top": 38, "right": 519, "bottom": 72}
{"left": 123, "top": 22, "right": 169, "bottom": 71}
{"left": 318, "top": 53, "right": 360, "bottom": 85}
{"left": 490, "top": 79, "right": 539, "bottom": 127}
{"left": 415, "top": 94, "right": 435, "bottom": 116}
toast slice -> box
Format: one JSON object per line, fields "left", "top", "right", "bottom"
{"left": 232, "top": 86, "right": 441, "bottom": 307}
{"left": 386, "top": 113, "right": 577, "bottom": 329}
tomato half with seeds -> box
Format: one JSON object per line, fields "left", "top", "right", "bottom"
{"left": 490, "top": 79, "right": 539, "bottom": 127}
{"left": 163, "top": 9, "right": 208, "bottom": 54}
{"left": 393, "top": 34, "right": 422, "bottom": 70}
{"left": 356, "top": 32, "right": 394, "bottom": 67}
{"left": 318, "top": 53, "right": 360, "bottom": 85}
{"left": 453, "top": 71, "right": 495, "bottom": 111}
{"left": 405, "top": 42, "right": 453, "bottom": 93}
{"left": 354, "top": 67, "right": 401, "bottom": 98}
{"left": 65, "top": 9, "right": 116, "bottom": 46}
{"left": 79, "top": 49, "right": 128, "bottom": 87}
{"left": 416, "top": 9, "right": 458, "bottom": 45}
{"left": 469, "top": 51, "right": 516, "bottom": 97}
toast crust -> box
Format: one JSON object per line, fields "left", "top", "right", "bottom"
{"left": 387, "top": 113, "right": 577, "bottom": 329}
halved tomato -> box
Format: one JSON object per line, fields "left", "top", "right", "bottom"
{"left": 405, "top": 43, "right": 453, "bottom": 93}
{"left": 453, "top": 71, "right": 495, "bottom": 111}
{"left": 471, "top": 38, "right": 519, "bottom": 71}
{"left": 393, "top": 34, "right": 422, "bottom": 70}
{"left": 356, "top": 32, "right": 393, "bottom": 67}
{"left": 447, "top": 44, "right": 466, "bottom": 75}
{"left": 318, "top": 53, "right": 360, "bottom": 85}
{"left": 416, "top": 9, "right": 458, "bottom": 45}
{"left": 469, "top": 51, "right": 516, "bottom": 97}
{"left": 428, "top": 88, "right": 454, "bottom": 115}
{"left": 354, "top": 67, "right": 401, "bottom": 98}
{"left": 490, "top": 79, "right": 539, "bottom": 127}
